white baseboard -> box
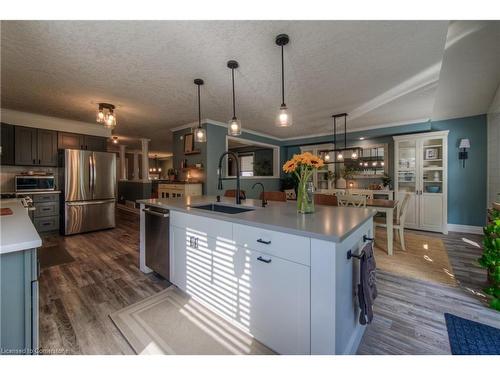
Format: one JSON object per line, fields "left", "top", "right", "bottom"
{"left": 447, "top": 224, "right": 483, "bottom": 234}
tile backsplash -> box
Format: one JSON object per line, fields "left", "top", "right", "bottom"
{"left": 0, "top": 165, "right": 59, "bottom": 192}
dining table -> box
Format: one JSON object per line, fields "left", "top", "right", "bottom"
{"left": 366, "top": 198, "right": 398, "bottom": 256}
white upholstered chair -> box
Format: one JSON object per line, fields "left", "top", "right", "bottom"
{"left": 374, "top": 193, "right": 411, "bottom": 251}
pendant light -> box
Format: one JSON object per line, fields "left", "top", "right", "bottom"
{"left": 96, "top": 103, "right": 117, "bottom": 129}
{"left": 194, "top": 79, "right": 206, "bottom": 143}
{"left": 227, "top": 60, "right": 242, "bottom": 136}
{"left": 275, "top": 34, "right": 292, "bottom": 127}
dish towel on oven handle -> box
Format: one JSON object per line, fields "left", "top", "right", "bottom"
{"left": 358, "top": 241, "right": 377, "bottom": 325}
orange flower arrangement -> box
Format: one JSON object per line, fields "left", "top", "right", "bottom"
{"left": 283, "top": 152, "right": 324, "bottom": 213}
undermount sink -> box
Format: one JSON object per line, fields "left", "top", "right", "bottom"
{"left": 191, "top": 204, "right": 254, "bottom": 214}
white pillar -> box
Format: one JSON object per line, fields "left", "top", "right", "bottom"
{"left": 133, "top": 152, "right": 139, "bottom": 181}
{"left": 119, "top": 145, "right": 127, "bottom": 180}
{"left": 141, "top": 139, "right": 150, "bottom": 182}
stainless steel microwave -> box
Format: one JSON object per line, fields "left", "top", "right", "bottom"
{"left": 15, "top": 175, "right": 55, "bottom": 192}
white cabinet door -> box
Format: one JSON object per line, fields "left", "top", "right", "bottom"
{"left": 247, "top": 248, "right": 311, "bottom": 354}
{"left": 420, "top": 193, "right": 443, "bottom": 232}
{"left": 171, "top": 226, "right": 187, "bottom": 290}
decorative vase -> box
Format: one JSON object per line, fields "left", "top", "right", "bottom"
{"left": 336, "top": 177, "right": 346, "bottom": 189}
{"left": 297, "top": 180, "right": 315, "bottom": 214}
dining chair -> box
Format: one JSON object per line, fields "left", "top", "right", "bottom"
{"left": 314, "top": 193, "right": 338, "bottom": 206}
{"left": 351, "top": 189, "right": 374, "bottom": 199}
{"left": 374, "top": 193, "right": 411, "bottom": 251}
{"left": 224, "top": 189, "right": 246, "bottom": 200}
{"left": 260, "top": 191, "right": 287, "bottom": 202}
{"left": 337, "top": 194, "right": 367, "bottom": 207}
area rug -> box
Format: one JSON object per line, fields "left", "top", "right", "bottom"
{"left": 373, "top": 228, "right": 458, "bottom": 286}
{"left": 38, "top": 244, "right": 75, "bottom": 269}
{"left": 110, "top": 286, "right": 274, "bottom": 355}
{"left": 445, "top": 313, "right": 500, "bottom": 354}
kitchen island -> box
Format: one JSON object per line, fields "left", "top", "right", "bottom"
{"left": 138, "top": 196, "right": 375, "bottom": 355}
{"left": 0, "top": 199, "right": 41, "bottom": 354}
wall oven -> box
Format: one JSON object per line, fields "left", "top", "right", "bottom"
{"left": 15, "top": 175, "right": 55, "bottom": 192}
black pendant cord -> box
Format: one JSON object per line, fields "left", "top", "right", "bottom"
{"left": 344, "top": 114, "right": 347, "bottom": 149}
{"left": 333, "top": 116, "right": 337, "bottom": 150}
{"left": 231, "top": 67, "right": 236, "bottom": 119}
{"left": 281, "top": 45, "right": 285, "bottom": 106}
{"left": 197, "top": 84, "right": 201, "bottom": 128}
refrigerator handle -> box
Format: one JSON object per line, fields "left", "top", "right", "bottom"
{"left": 93, "top": 153, "right": 97, "bottom": 197}
{"left": 89, "top": 154, "right": 94, "bottom": 196}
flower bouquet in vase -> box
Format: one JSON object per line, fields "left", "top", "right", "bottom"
{"left": 283, "top": 152, "right": 324, "bottom": 213}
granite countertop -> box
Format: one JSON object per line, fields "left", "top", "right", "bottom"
{"left": 137, "top": 196, "right": 375, "bottom": 243}
{"left": 0, "top": 199, "right": 42, "bottom": 254}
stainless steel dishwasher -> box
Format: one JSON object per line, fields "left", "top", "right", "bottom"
{"left": 144, "top": 206, "right": 170, "bottom": 279}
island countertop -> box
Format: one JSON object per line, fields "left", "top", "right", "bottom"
{"left": 137, "top": 195, "right": 375, "bottom": 242}
{"left": 0, "top": 199, "right": 42, "bottom": 255}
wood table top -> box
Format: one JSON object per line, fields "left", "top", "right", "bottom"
{"left": 366, "top": 199, "right": 398, "bottom": 208}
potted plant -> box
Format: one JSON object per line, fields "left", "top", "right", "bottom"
{"left": 167, "top": 168, "right": 177, "bottom": 182}
{"left": 381, "top": 174, "right": 392, "bottom": 190}
{"left": 478, "top": 208, "right": 500, "bottom": 311}
{"left": 341, "top": 166, "right": 356, "bottom": 188}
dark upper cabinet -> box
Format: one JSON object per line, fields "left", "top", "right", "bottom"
{"left": 1, "top": 123, "right": 15, "bottom": 165}
{"left": 15, "top": 126, "right": 37, "bottom": 166}
{"left": 58, "top": 132, "right": 107, "bottom": 152}
{"left": 58, "top": 132, "right": 85, "bottom": 150}
{"left": 15, "top": 126, "right": 57, "bottom": 166}
{"left": 84, "top": 135, "right": 107, "bottom": 152}
{"left": 36, "top": 129, "right": 58, "bottom": 166}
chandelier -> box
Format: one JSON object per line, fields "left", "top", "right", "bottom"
{"left": 96, "top": 103, "right": 117, "bottom": 129}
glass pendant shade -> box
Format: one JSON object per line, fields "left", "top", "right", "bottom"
{"left": 228, "top": 117, "right": 242, "bottom": 136}
{"left": 96, "top": 110, "right": 104, "bottom": 123}
{"left": 324, "top": 153, "right": 330, "bottom": 161}
{"left": 104, "top": 112, "right": 116, "bottom": 129}
{"left": 276, "top": 104, "right": 292, "bottom": 127}
{"left": 351, "top": 151, "right": 358, "bottom": 159}
{"left": 336, "top": 152, "right": 344, "bottom": 161}
{"left": 195, "top": 127, "right": 207, "bottom": 143}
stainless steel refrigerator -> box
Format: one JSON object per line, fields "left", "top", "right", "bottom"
{"left": 62, "top": 149, "right": 116, "bottom": 235}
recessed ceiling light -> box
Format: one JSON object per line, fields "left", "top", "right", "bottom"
{"left": 359, "top": 137, "right": 365, "bottom": 140}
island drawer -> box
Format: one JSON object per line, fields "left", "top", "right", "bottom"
{"left": 33, "top": 194, "right": 58, "bottom": 203}
{"left": 34, "top": 201, "right": 59, "bottom": 217}
{"left": 233, "top": 224, "right": 310, "bottom": 266}
{"left": 170, "top": 211, "right": 232, "bottom": 240}
{"left": 34, "top": 216, "right": 59, "bottom": 232}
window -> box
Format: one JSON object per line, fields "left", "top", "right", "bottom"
{"left": 226, "top": 136, "right": 280, "bottom": 178}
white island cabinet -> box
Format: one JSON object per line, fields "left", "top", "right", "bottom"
{"left": 139, "top": 196, "right": 374, "bottom": 355}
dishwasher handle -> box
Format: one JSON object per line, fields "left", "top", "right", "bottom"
{"left": 143, "top": 208, "right": 170, "bottom": 218}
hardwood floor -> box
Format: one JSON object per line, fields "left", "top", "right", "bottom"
{"left": 358, "top": 230, "right": 500, "bottom": 354}
{"left": 39, "top": 210, "right": 170, "bottom": 354}
{"left": 39, "top": 214, "right": 499, "bottom": 355}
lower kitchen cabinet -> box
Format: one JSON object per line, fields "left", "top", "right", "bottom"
{"left": 248, "top": 248, "right": 310, "bottom": 354}
{"left": 170, "top": 220, "right": 311, "bottom": 354}
{"left": 0, "top": 248, "right": 39, "bottom": 355}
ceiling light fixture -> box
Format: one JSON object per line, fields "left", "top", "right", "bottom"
{"left": 227, "top": 60, "right": 242, "bottom": 136}
{"left": 275, "top": 34, "right": 292, "bottom": 127}
{"left": 194, "top": 79, "right": 206, "bottom": 143}
{"left": 112, "top": 136, "right": 118, "bottom": 144}
{"left": 319, "top": 113, "right": 362, "bottom": 163}
{"left": 96, "top": 103, "right": 117, "bottom": 129}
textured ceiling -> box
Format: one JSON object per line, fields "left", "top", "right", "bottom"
{"left": 1, "top": 20, "right": 498, "bottom": 154}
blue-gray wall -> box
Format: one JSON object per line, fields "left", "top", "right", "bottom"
{"left": 280, "top": 116, "right": 487, "bottom": 226}
{"left": 205, "top": 124, "right": 281, "bottom": 199}
{"left": 430, "top": 115, "right": 487, "bottom": 226}
{"left": 172, "top": 115, "right": 487, "bottom": 226}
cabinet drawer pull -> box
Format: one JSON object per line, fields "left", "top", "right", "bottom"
{"left": 257, "top": 256, "right": 272, "bottom": 264}
{"left": 257, "top": 238, "right": 271, "bottom": 245}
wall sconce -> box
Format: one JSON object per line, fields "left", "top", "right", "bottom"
{"left": 458, "top": 138, "right": 470, "bottom": 168}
